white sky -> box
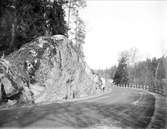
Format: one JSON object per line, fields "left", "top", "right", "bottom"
{"left": 80, "top": 0, "right": 167, "bottom": 70}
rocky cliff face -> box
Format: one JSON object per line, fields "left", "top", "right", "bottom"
{"left": 0, "top": 35, "right": 104, "bottom": 105}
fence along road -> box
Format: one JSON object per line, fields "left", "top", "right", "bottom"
{"left": 0, "top": 87, "right": 166, "bottom": 129}
{"left": 113, "top": 83, "right": 167, "bottom": 97}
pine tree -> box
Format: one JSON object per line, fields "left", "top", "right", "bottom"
{"left": 113, "top": 55, "right": 129, "bottom": 85}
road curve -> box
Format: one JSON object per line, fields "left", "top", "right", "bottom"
{"left": 0, "top": 87, "right": 166, "bottom": 129}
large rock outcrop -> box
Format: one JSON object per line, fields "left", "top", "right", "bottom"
{"left": 0, "top": 35, "right": 104, "bottom": 105}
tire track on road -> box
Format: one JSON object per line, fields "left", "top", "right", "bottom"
{"left": 147, "top": 94, "right": 167, "bottom": 129}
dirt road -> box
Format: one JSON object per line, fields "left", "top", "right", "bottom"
{"left": 0, "top": 87, "right": 166, "bottom": 129}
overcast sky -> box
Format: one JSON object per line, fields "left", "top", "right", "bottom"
{"left": 81, "top": 0, "right": 167, "bottom": 70}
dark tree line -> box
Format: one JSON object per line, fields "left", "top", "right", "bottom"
{"left": 128, "top": 57, "right": 166, "bottom": 87}
{"left": 0, "top": 0, "right": 68, "bottom": 55}
{"left": 112, "top": 56, "right": 167, "bottom": 89}
{"left": 97, "top": 54, "right": 167, "bottom": 90}
{"left": 0, "top": 0, "right": 86, "bottom": 56}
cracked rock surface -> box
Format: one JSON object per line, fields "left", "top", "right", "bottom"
{"left": 0, "top": 35, "right": 104, "bottom": 105}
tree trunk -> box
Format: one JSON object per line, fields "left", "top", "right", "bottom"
{"left": 67, "top": 0, "right": 72, "bottom": 36}
{"left": 155, "top": 61, "right": 160, "bottom": 87}
{"left": 9, "top": 23, "right": 15, "bottom": 51}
